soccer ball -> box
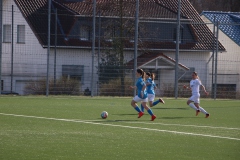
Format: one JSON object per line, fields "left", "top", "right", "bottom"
{"left": 101, "top": 111, "right": 108, "bottom": 119}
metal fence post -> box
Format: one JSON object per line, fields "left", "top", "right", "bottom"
{"left": 214, "top": 21, "right": 219, "bottom": 100}
{"left": 212, "top": 16, "right": 216, "bottom": 99}
{"left": 0, "top": 0, "right": 2, "bottom": 94}
{"left": 46, "top": 0, "right": 51, "bottom": 97}
{"left": 54, "top": 8, "right": 57, "bottom": 93}
{"left": 11, "top": 5, "right": 14, "bottom": 93}
{"left": 91, "top": 0, "right": 96, "bottom": 97}
{"left": 174, "top": 0, "right": 181, "bottom": 99}
{"left": 97, "top": 11, "right": 101, "bottom": 96}
{"left": 133, "top": 0, "right": 139, "bottom": 96}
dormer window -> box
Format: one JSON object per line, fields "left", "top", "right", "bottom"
{"left": 104, "top": 26, "right": 118, "bottom": 42}
{"left": 79, "top": 25, "right": 89, "bottom": 41}
{"left": 173, "top": 27, "right": 184, "bottom": 43}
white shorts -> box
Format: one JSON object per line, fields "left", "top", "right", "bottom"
{"left": 147, "top": 94, "right": 155, "bottom": 102}
{"left": 189, "top": 94, "right": 200, "bottom": 104}
{"left": 133, "top": 95, "right": 148, "bottom": 103}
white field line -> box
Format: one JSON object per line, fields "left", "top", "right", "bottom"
{"left": 79, "top": 120, "right": 240, "bottom": 131}
{"left": 122, "top": 121, "right": 240, "bottom": 130}
{"left": 0, "top": 113, "right": 239, "bottom": 141}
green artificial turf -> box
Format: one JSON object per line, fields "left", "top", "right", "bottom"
{"left": 0, "top": 96, "right": 239, "bottom": 160}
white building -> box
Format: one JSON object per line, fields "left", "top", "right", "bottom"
{"left": 201, "top": 11, "right": 240, "bottom": 98}
{"left": 1, "top": 0, "right": 226, "bottom": 97}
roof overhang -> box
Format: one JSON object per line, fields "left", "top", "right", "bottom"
{"left": 126, "top": 52, "right": 189, "bottom": 71}
{"left": 74, "top": 15, "right": 191, "bottom": 22}
{"left": 42, "top": 45, "right": 226, "bottom": 53}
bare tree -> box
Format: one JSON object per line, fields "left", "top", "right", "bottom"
{"left": 98, "top": 0, "right": 135, "bottom": 96}
{"left": 189, "top": 0, "right": 240, "bottom": 13}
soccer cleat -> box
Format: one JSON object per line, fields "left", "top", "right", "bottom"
{"left": 159, "top": 98, "right": 165, "bottom": 104}
{"left": 196, "top": 110, "right": 200, "bottom": 116}
{"left": 138, "top": 112, "right": 144, "bottom": 118}
{"left": 151, "top": 115, "right": 156, "bottom": 121}
{"left": 205, "top": 113, "right": 210, "bottom": 118}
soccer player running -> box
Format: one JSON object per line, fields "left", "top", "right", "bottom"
{"left": 183, "top": 71, "right": 210, "bottom": 118}
{"left": 129, "top": 68, "right": 156, "bottom": 121}
{"left": 141, "top": 72, "right": 165, "bottom": 112}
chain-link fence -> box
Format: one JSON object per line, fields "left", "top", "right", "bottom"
{"left": 0, "top": 0, "right": 239, "bottom": 99}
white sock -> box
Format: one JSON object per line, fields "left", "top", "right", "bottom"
{"left": 189, "top": 103, "right": 198, "bottom": 111}
{"left": 199, "top": 106, "right": 208, "bottom": 114}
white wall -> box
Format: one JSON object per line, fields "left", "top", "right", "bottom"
{"left": 2, "top": 0, "right": 47, "bottom": 93}
{"left": 2, "top": 0, "right": 98, "bottom": 95}
{"left": 124, "top": 50, "right": 211, "bottom": 96}
{"left": 1, "top": 0, "right": 228, "bottom": 95}
{"left": 201, "top": 15, "right": 240, "bottom": 92}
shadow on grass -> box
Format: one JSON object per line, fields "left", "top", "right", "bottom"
{"left": 152, "top": 107, "right": 188, "bottom": 110}
{"left": 159, "top": 116, "right": 198, "bottom": 119}
{"left": 112, "top": 113, "right": 137, "bottom": 116}
{"left": 95, "top": 119, "right": 139, "bottom": 122}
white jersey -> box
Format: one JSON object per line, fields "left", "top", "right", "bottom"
{"left": 190, "top": 79, "right": 202, "bottom": 95}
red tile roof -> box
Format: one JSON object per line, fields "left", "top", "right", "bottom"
{"left": 155, "top": 0, "right": 225, "bottom": 50}
{"left": 13, "top": 0, "right": 225, "bottom": 51}
{"left": 61, "top": 0, "right": 184, "bottom": 19}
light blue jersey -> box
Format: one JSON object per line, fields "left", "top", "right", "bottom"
{"left": 146, "top": 78, "right": 156, "bottom": 95}
{"left": 136, "top": 77, "right": 147, "bottom": 99}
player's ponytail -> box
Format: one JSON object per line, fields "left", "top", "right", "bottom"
{"left": 137, "top": 68, "right": 145, "bottom": 81}
{"left": 151, "top": 73, "right": 155, "bottom": 81}
{"left": 142, "top": 70, "right": 146, "bottom": 81}
{"left": 146, "top": 72, "right": 155, "bottom": 80}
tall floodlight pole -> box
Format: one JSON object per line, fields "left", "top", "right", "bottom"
{"left": 46, "top": 0, "right": 51, "bottom": 96}
{"left": 0, "top": 0, "right": 2, "bottom": 94}
{"left": 174, "top": 0, "right": 181, "bottom": 99}
{"left": 133, "top": 0, "right": 139, "bottom": 96}
{"left": 91, "top": 0, "right": 96, "bottom": 97}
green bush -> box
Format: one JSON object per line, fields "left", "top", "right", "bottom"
{"left": 99, "top": 77, "right": 133, "bottom": 96}
{"left": 24, "top": 77, "right": 81, "bottom": 95}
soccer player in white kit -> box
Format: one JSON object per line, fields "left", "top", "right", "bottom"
{"left": 183, "top": 72, "right": 210, "bottom": 118}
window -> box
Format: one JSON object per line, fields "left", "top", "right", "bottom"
{"left": 173, "top": 27, "right": 183, "bottom": 43}
{"left": 3, "top": 25, "right": 11, "bottom": 43}
{"left": 79, "top": 25, "right": 89, "bottom": 41}
{"left": 62, "top": 65, "right": 84, "bottom": 81}
{"left": 104, "top": 26, "right": 118, "bottom": 41}
{"left": 17, "top": 25, "right": 25, "bottom": 43}
{"left": 129, "top": 27, "right": 140, "bottom": 42}
{"left": 104, "top": 29, "right": 113, "bottom": 41}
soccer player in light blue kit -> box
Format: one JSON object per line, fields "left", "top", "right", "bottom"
{"left": 183, "top": 72, "right": 210, "bottom": 118}
{"left": 141, "top": 72, "right": 165, "bottom": 112}
{"left": 129, "top": 69, "right": 156, "bottom": 121}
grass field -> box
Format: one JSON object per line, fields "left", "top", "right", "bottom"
{"left": 0, "top": 96, "right": 239, "bottom": 160}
